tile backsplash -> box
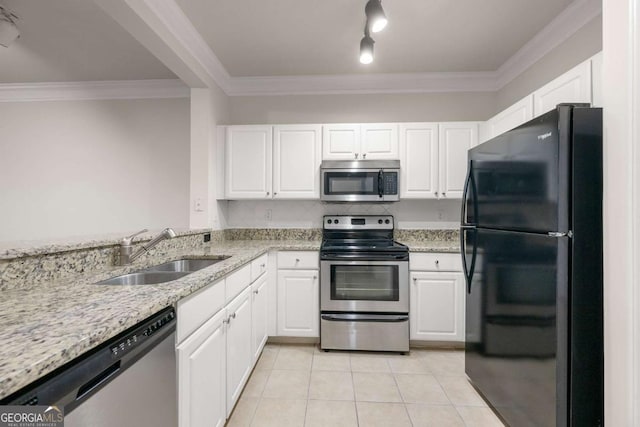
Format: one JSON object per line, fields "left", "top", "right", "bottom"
{"left": 222, "top": 199, "right": 460, "bottom": 229}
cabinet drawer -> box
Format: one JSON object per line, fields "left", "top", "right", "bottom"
{"left": 251, "top": 254, "right": 268, "bottom": 282}
{"left": 410, "top": 253, "right": 462, "bottom": 272}
{"left": 177, "top": 278, "right": 225, "bottom": 344}
{"left": 277, "top": 251, "right": 318, "bottom": 269}
{"left": 226, "top": 264, "right": 252, "bottom": 303}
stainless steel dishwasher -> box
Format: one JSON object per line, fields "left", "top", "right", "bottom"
{"left": 3, "top": 307, "right": 177, "bottom": 427}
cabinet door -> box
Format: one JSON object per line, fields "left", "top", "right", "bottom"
{"left": 177, "top": 309, "right": 226, "bottom": 427}
{"left": 226, "top": 287, "right": 253, "bottom": 416}
{"left": 438, "top": 122, "right": 478, "bottom": 198}
{"left": 399, "top": 123, "right": 438, "bottom": 199}
{"left": 410, "top": 271, "right": 465, "bottom": 342}
{"left": 486, "top": 95, "right": 534, "bottom": 140}
{"left": 533, "top": 60, "right": 592, "bottom": 116}
{"left": 225, "top": 125, "right": 273, "bottom": 199}
{"left": 251, "top": 274, "right": 269, "bottom": 362}
{"left": 360, "top": 123, "right": 399, "bottom": 160}
{"left": 322, "top": 124, "right": 360, "bottom": 160}
{"left": 277, "top": 269, "right": 319, "bottom": 337}
{"left": 273, "top": 125, "right": 322, "bottom": 199}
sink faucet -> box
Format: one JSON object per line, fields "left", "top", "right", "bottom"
{"left": 119, "top": 228, "right": 177, "bottom": 266}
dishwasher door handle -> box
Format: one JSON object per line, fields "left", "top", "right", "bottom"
{"left": 75, "top": 361, "right": 121, "bottom": 401}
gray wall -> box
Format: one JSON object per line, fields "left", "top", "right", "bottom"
{"left": 229, "top": 92, "right": 497, "bottom": 124}
{"left": 496, "top": 15, "right": 602, "bottom": 112}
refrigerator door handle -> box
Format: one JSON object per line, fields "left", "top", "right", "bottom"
{"left": 460, "top": 226, "right": 477, "bottom": 294}
{"left": 460, "top": 160, "right": 472, "bottom": 225}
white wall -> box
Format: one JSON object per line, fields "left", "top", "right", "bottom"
{"left": 229, "top": 92, "right": 496, "bottom": 124}
{"left": 224, "top": 199, "right": 461, "bottom": 230}
{"left": 0, "top": 98, "right": 190, "bottom": 242}
{"left": 496, "top": 15, "right": 602, "bottom": 113}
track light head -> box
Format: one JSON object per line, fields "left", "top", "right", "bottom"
{"left": 365, "top": 0, "right": 387, "bottom": 33}
{"left": 359, "top": 34, "right": 374, "bottom": 64}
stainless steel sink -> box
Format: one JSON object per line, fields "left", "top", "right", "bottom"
{"left": 96, "top": 271, "right": 189, "bottom": 286}
{"left": 95, "top": 256, "right": 230, "bottom": 285}
{"left": 141, "top": 257, "right": 230, "bottom": 273}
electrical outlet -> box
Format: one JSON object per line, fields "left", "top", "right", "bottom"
{"left": 203, "top": 233, "right": 211, "bottom": 242}
{"left": 194, "top": 198, "right": 204, "bottom": 212}
{"left": 265, "top": 209, "right": 272, "bottom": 221}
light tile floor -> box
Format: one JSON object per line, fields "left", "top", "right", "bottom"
{"left": 226, "top": 344, "right": 506, "bottom": 427}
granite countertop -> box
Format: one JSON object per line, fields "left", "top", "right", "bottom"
{"left": 0, "top": 239, "right": 457, "bottom": 400}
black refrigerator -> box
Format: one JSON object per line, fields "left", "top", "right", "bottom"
{"left": 461, "top": 104, "right": 603, "bottom": 427}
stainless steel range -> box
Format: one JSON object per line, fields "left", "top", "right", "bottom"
{"left": 320, "top": 215, "right": 409, "bottom": 352}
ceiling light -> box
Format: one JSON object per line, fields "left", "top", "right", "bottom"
{"left": 0, "top": 6, "right": 19, "bottom": 48}
{"left": 365, "top": 0, "right": 387, "bottom": 33}
{"left": 359, "top": 33, "right": 374, "bottom": 64}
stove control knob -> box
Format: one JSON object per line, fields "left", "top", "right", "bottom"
{"left": 327, "top": 219, "right": 332, "bottom": 224}
{"left": 378, "top": 219, "right": 383, "bottom": 224}
{"left": 385, "top": 219, "right": 390, "bottom": 224}
{"left": 335, "top": 219, "right": 339, "bottom": 224}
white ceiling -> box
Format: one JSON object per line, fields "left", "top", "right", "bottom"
{"left": 174, "top": 0, "right": 574, "bottom": 77}
{"left": 0, "top": 0, "right": 176, "bottom": 83}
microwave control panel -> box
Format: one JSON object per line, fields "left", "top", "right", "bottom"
{"left": 383, "top": 173, "right": 398, "bottom": 195}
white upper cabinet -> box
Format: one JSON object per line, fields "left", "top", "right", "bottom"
{"left": 399, "top": 123, "right": 439, "bottom": 199}
{"left": 438, "top": 122, "right": 479, "bottom": 198}
{"left": 322, "top": 124, "right": 360, "bottom": 160}
{"left": 533, "top": 60, "right": 592, "bottom": 116}
{"left": 322, "top": 123, "right": 398, "bottom": 160}
{"left": 360, "top": 123, "right": 399, "bottom": 159}
{"left": 483, "top": 95, "right": 534, "bottom": 142}
{"left": 273, "top": 125, "right": 322, "bottom": 199}
{"left": 225, "top": 126, "right": 273, "bottom": 199}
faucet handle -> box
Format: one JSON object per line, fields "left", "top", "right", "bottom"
{"left": 122, "top": 229, "right": 148, "bottom": 245}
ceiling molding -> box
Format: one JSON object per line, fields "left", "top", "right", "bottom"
{"left": 0, "top": 79, "right": 189, "bottom": 102}
{"left": 225, "top": 72, "right": 499, "bottom": 96}
{"left": 494, "top": 0, "right": 602, "bottom": 89}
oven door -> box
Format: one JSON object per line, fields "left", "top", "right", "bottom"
{"left": 320, "top": 260, "right": 409, "bottom": 313}
{"left": 321, "top": 168, "right": 399, "bottom": 202}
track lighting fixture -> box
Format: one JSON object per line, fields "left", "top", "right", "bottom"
{"left": 359, "top": 26, "right": 374, "bottom": 65}
{"left": 365, "top": 0, "right": 387, "bottom": 33}
{"left": 0, "top": 5, "right": 19, "bottom": 48}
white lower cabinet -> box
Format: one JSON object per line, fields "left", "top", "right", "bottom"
{"left": 410, "top": 253, "right": 465, "bottom": 342}
{"left": 277, "top": 269, "right": 319, "bottom": 337}
{"left": 177, "top": 309, "right": 226, "bottom": 427}
{"left": 251, "top": 273, "right": 269, "bottom": 362}
{"left": 225, "top": 286, "right": 253, "bottom": 416}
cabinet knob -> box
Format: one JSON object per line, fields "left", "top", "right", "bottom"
{"left": 363, "top": 153, "right": 367, "bottom": 159}
{"left": 313, "top": 275, "right": 317, "bottom": 280}
{"left": 223, "top": 318, "right": 229, "bottom": 324}
{"left": 413, "top": 277, "right": 417, "bottom": 282}
{"left": 435, "top": 191, "right": 439, "bottom": 196}
{"left": 442, "top": 192, "right": 446, "bottom": 197}
{"left": 295, "top": 258, "right": 300, "bottom": 262}
{"left": 231, "top": 313, "right": 236, "bottom": 319}
{"left": 274, "top": 192, "right": 277, "bottom": 196}
{"left": 354, "top": 153, "right": 359, "bottom": 159}
{"left": 254, "top": 290, "right": 259, "bottom": 295}
{"left": 266, "top": 192, "right": 270, "bottom": 196}
{"left": 260, "top": 263, "right": 266, "bottom": 268}
{"left": 435, "top": 260, "right": 439, "bottom": 266}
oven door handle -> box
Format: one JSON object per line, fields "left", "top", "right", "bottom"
{"left": 321, "top": 253, "right": 408, "bottom": 261}
{"left": 321, "top": 314, "right": 409, "bottom": 322}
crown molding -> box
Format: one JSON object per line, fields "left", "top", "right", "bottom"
{"left": 0, "top": 79, "right": 189, "bottom": 102}
{"left": 495, "top": 0, "right": 602, "bottom": 89}
{"left": 226, "top": 71, "right": 499, "bottom": 96}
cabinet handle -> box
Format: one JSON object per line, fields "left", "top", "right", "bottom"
{"left": 355, "top": 153, "right": 359, "bottom": 159}
{"left": 231, "top": 313, "right": 236, "bottom": 319}
{"left": 260, "top": 263, "right": 266, "bottom": 268}
{"left": 442, "top": 192, "right": 446, "bottom": 197}
{"left": 254, "top": 289, "right": 259, "bottom": 295}
{"left": 363, "top": 153, "right": 367, "bottom": 159}
{"left": 266, "top": 192, "right": 270, "bottom": 196}
{"left": 435, "top": 191, "right": 439, "bottom": 196}
{"left": 274, "top": 192, "right": 277, "bottom": 196}
{"left": 295, "top": 258, "right": 300, "bottom": 262}
{"left": 413, "top": 277, "right": 417, "bottom": 283}
{"left": 313, "top": 275, "right": 317, "bottom": 280}
{"left": 223, "top": 318, "right": 229, "bottom": 324}
{"left": 435, "top": 260, "right": 439, "bottom": 266}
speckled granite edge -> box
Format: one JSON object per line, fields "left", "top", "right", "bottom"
{"left": 224, "top": 228, "right": 322, "bottom": 241}
{"left": 0, "top": 228, "right": 222, "bottom": 260}
{"left": 395, "top": 229, "right": 459, "bottom": 242}
{"left": 0, "top": 231, "right": 223, "bottom": 291}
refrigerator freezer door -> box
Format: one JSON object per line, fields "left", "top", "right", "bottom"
{"left": 465, "top": 228, "right": 568, "bottom": 427}
{"left": 464, "top": 107, "right": 571, "bottom": 233}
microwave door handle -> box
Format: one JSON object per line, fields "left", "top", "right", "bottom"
{"left": 378, "top": 170, "right": 384, "bottom": 198}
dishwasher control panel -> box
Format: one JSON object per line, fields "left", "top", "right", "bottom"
{"left": 110, "top": 309, "right": 175, "bottom": 358}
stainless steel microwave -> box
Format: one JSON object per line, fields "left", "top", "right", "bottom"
{"left": 320, "top": 160, "right": 400, "bottom": 202}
